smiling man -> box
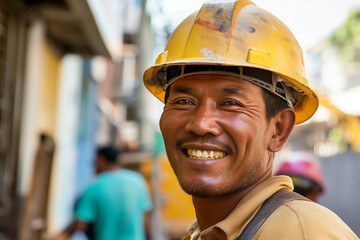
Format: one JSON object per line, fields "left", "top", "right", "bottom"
{"left": 143, "top": 0, "right": 358, "bottom": 239}
{"left": 161, "top": 74, "right": 279, "bottom": 200}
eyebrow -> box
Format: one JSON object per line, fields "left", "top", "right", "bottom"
{"left": 219, "top": 87, "right": 247, "bottom": 96}
{"left": 170, "top": 85, "right": 193, "bottom": 95}
{"left": 168, "top": 86, "right": 248, "bottom": 99}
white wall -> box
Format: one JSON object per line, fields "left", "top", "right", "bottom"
{"left": 47, "top": 55, "right": 83, "bottom": 234}
{"left": 18, "top": 18, "right": 45, "bottom": 196}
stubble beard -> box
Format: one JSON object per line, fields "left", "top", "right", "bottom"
{"left": 174, "top": 159, "right": 264, "bottom": 198}
{"left": 176, "top": 173, "right": 254, "bottom": 198}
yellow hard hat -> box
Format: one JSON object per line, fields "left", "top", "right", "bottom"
{"left": 143, "top": 0, "right": 319, "bottom": 124}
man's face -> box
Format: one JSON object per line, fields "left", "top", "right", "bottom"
{"left": 159, "top": 74, "right": 275, "bottom": 197}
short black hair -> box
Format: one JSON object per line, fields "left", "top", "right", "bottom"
{"left": 97, "top": 146, "right": 120, "bottom": 164}
{"left": 262, "top": 89, "right": 289, "bottom": 121}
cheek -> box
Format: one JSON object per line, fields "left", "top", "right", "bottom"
{"left": 227, "top": 116, "right": 256, "bottom": 143}
{"left": 227, "top": 116, "right": 268, "bottom": 165}
{"left": 159, "top": 114, "right": 165, "bottom": 133}
{"left": 160, "top": 107, "right": 171, "bottom": 128}
{"left": 159, "top": 111, "right": 178, "bottom": 148}
{"left": 160, "top": 108, "right": 187, "bottom": 133}
{"left": 159, "top": 111, "right": 171, "bottom": 136}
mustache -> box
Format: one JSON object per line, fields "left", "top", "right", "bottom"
{"left": 175, "top": 137, "right": 232, "bottom": 153}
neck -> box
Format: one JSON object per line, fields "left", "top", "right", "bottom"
{"left": 192, "top": 174, "right": 272, "bottom": 231}
{"left": 107, "top": 165, "right": 120, "bottom": 171}
{"left": 99, "top": 165, "right": 120, "bottom": 174}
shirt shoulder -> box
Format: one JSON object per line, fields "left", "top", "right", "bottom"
{"left": 119, "top": 169, "right": 150, "bottom": 189}
{"left": 255, "top": 200, "right": 359, "bottom": 240}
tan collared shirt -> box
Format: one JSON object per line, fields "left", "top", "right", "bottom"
{"left": 182, "top": 176, "right": 358, "bottom": 240}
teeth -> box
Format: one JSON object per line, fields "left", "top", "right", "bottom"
{"left": 196, "top": 150, "right": 201, "bottom": 158}
{"left": 187, "top": 149, "right": 226, "bottom": 160}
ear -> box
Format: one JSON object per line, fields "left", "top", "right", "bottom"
{"left": 268, "top": 108, "right": 296, "bottom": 152}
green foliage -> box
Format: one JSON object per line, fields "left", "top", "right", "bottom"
{"left": 329, "top": 10, "right": 360, "bottom": 62}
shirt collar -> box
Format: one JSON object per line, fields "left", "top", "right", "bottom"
{"left": 182, "top": 176, "right": 293, "bottom": 240}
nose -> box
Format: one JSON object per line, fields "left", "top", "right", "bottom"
{"left": 184, "top": 102, "right": 222, "bottom": 136}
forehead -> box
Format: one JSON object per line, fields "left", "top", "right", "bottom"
{"left": 168, "top": 74, "right": 263, "bottom": 96}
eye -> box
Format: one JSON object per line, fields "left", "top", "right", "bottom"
{"left": 222, "top": 100, "right": 242, "bottom": 106}
{"left": 175, "top": 99, "right": 194, "bottom": 105}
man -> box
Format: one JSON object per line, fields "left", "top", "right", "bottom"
{"left": 57, "top": 146, "right": 152, "bottom": 240}
{"left": 143, "top": 0, "right": 358, "bottom": 239}
{"left": 275, "top": 151, "right": 324, "bottom": 202}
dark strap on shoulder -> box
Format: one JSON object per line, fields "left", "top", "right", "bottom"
{"left": 238, "top": 188, "right": 310, "bottom": 240}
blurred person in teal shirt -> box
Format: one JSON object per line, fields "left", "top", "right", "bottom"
{"left": 56, "top": 146, "right": 153, "bottom": 240}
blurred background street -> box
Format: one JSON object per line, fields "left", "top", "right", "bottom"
{"left": 0, "top": 0, "right": 359, "bottom": 239}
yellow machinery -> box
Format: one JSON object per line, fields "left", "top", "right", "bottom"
{"left": 318, "top": 94, "right": 360, "bottom": 151}
{"left": 140, "top": 155, "right": 196, "bottom": 239}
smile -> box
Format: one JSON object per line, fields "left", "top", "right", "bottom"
{"left": 187, "top": 149, "right": 227, "bottom": 160}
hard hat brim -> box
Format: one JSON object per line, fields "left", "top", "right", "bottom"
{"left": 143, "top": 60, "right": 319, "bottom": 125}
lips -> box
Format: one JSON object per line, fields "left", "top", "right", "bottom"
{"left": 187, "top": 149, "right": 227, "bottom": 160}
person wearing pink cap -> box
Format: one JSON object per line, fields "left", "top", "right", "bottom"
{"left": 275, "top": 151, "right": 324, "bottom": 201}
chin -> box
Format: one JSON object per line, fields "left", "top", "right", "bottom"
{"left": 181, "top": 185, "right": 217, "bottom": 198}
{"left": 178, "top": 179, "right": 236, "bottom": 198}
